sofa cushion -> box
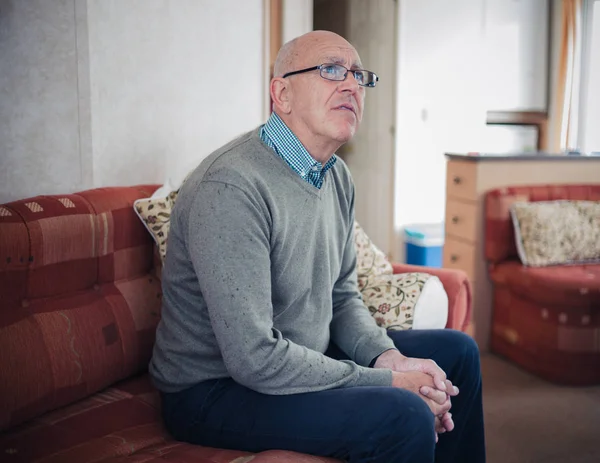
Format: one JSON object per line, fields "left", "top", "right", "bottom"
{"left": 0, "top": 374, "right": 165, "bottom": 463}
{"left": 134, "top": 190, "right": 178, "bottom": 262}
{"left": 511, "top": 200, "right": 600, "bottom": 267}
{"left": 354, "top": 223, "right": 448, "bottom": 330}
{"left": 362, "top": 272, "right": 448, "bottom": 330}
{"left": 133, "top": 176, "right": 195, "bottom": 263}
{"left": 0, "top": 273, "right": 163, "bottom": 432}
{"left": 0, "top": 186, "right": 162, "bottom": 431}
{"left": 353, "top": 222, "right": 393, "bottom": 290}
{"left": 0, "top": 186, "right": 157, "bottom": 304}
{"left": 0, "top": 374, "right": 339, "bottom": 463}
{"left": 490, "top": 260, "right": 600, "bottom": 308}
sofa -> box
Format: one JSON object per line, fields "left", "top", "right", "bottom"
{"left": 0, "top": 185, "right": 472, "bottom": 463}
{"left": 485, "top": 184, "right": 600, "bottom": 386}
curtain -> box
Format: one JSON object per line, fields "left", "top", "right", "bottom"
{"left": 552, "top": 0, "right": 584, "bottom": 152}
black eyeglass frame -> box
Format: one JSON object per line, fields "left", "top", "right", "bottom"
{"left": 282, "top": 63, "right": 379, "bottom": 88}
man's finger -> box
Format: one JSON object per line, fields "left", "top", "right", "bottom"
{"left": 434, "top": 417, "right": 446, "bottom": 434}
{"left": 421, "top": 360, "right": 447, "bottom": 391}
{"left": 445, "top": 379, "right": 459, "bottom": 396}
{"left": 441, "top": 412, "right": 455, "bottom": 432}
{"left": 424, "top": 397, "right": 451, "bottom": 417}
{"left": 420, "top": 386, "right": 448, "bottom": 405}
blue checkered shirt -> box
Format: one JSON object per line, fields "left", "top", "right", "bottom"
{"left": 259, "top": 112, "right": 337, "bottom": 189}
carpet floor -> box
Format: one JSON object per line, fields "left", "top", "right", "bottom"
{"left": 481, "top": 353, "right": 600, "bottom": 463}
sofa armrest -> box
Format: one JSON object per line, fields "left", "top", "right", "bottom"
{"left": 391, "top": 263, "right": 472, "bottom": 333}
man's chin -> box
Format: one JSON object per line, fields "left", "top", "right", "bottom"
{"left": 330, "top": 121, "right": 357, "bottom": 142}
{"left": 334, "top": 127, "right": 356, "bottom": 143}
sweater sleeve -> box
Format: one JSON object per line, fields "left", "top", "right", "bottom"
{"left": 329, "top": 185, "right": 397, "bottom": 367}
{"left": 186, "top": 180, "right": 392, "bottom": 395}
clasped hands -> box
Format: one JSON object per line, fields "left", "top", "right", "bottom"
{"left": 373, "top": 349, "right": 458, "bottom": 442}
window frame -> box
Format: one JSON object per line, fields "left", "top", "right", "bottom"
{"left": 578, "top": 0, "right": 599, "bottom": 153}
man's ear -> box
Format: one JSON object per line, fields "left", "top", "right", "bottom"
{"left": 270, "top": 77, "right": 291, "bottom": 114}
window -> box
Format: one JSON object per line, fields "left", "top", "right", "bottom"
{"left": 580, "top": 0, "right": 600, "bottom": 154}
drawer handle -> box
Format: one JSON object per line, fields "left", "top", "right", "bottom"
{"left": 451, "top": 216, "right": 459, "bottom": 224}
{"left": 450, "top": 254, "right": 459, "bottom": 263}
{"left": 453, "top": 176, "right": 462, "bottom": 185}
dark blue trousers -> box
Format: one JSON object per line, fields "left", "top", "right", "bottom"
{"left": 160, "top": 329, "right": 486, "bottom": 463}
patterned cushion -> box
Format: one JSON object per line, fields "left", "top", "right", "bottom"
{"left": 353, "top": 222, "right": 393, "bottom": 289}
{"left": 362, "top": 272, "right": 448, "bottom": 331}
{"left": 0, "top": 373, "right": 340, "bottom": 462}
{"left": 511, "top": 200, "right": 600, "bottom": 267}
{"left": 0, "top": 186, "right": 162, "bottom": 431}
{"left": 133, "top": 175, "right": 196, "bottom": 262}
{"left": 491, "top": 264, "right": 600, "bottom": 385}
{"left": 353, "top": 223, "right": 447, "bottom": 330}
{"left": 485, "top": 184, "right": 600, "bottom": 265}
{"left": 490, "top": 260, "right": 600, "bottom": 308}
{"left": 134, "top": 191, "right": 178, "bottom": 262}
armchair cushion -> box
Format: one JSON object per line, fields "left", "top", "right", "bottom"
{"left": 490, "top": 260, "right": 600, "bottom": 308}
{"left": 510, "top": 200, "right": 600, "bottom": 267}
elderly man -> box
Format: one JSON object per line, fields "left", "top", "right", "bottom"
{"left": 149, "top": 30, "right": 485, "bottom": 463}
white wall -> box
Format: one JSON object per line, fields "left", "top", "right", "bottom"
{"left": 0, "top": 0, "right": 265, "bottom": 203}
{"left": 0, "top": 0, "right": 84, "bottom": 202}
{"left": 87, "top": 0, "right": 264, "bottom": 189}
{"left": 393, "top": 0, "right": 488, "bottom": 260}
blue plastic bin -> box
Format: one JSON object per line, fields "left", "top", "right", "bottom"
{"left": 404, "top": 223, "right": 444, "bottom": 267}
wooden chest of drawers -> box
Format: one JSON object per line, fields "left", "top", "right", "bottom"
{"left": 443, "top": 153, "right": 600, "bottom": 350}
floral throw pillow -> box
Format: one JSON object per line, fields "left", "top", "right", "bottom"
{"left": 134, "top": 190, "right": 178, "bottom": 262}
{"left": 511, "top": 200, "right": 600, "bottom": 267}
{"left": 362, "top": 272, "right": 448, "bottom": 331}
{"left": 353, "top": 221, "right": 448, "bottom": 330}
{"left": 133, "top": 172, "right": 195, "bottom": 262}
{"left": 354, "top": 221, "right": 393, "bottom": 290}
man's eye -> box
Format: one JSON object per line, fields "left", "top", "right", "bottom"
{"left": 322, "top": 65, "right": 338, "bottom": 74}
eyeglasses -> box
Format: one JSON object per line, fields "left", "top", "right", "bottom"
{"left": 282, "top": 63, "right": 379, "bottom": 88}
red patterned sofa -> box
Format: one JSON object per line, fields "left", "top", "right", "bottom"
{"left": 485, "top": 184, "right": 600, "bottom": 386}
{"left": 0, "top": 185, "right": 472, "bottom": 463}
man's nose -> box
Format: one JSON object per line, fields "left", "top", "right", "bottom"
{"left": 339, "top": 72, "right": 360, "bottom": 93}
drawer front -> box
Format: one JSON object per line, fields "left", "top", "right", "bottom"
{"left": 446, "top": 160, "right": 477, "bottom": 201}
{"left": 445, "top": 200, "right": 478, "bottom": 242}
{"left": 443, "top": 238, "right": 477, "bottom": 281}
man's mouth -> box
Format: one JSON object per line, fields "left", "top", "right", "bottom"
{"left": 333, "top": 103, "right": 356, "bottom": 115}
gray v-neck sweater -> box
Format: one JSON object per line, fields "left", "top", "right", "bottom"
{"left": 149, "top": 129, "right": 395, "bottom": 394}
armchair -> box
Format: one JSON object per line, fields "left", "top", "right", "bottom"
{"left": 485, "top": 184, "right": 600, "bottom": 385}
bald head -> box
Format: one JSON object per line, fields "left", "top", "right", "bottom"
{"left": 269, "top": 30, "right": 366, "bottom": 163}
{"left": 273, "top": 30, "right": 358, "bottom": 77}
